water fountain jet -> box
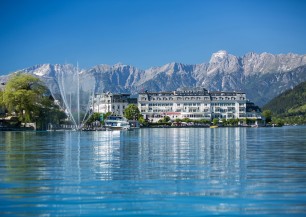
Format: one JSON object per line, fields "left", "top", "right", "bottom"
{"left": 50, "top": 64, "right": 95, "bottom": 130}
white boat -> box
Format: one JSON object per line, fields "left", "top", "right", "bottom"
{"left": 104, "top": 115, "right": 130, "bottom": 130}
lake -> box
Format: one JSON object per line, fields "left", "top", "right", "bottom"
{"left": 1, "top": 126, "right": 306, "bottom": 216}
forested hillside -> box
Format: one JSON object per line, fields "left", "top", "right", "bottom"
{"left": 263, "top": 81, "right": 306, "bottom": 123}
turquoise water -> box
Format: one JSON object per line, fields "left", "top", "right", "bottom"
{"left": 1, "top": 127, "right": 306, "bottom": 216}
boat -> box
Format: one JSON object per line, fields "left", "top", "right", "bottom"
{"left": 104, "top": 115, "right": 131, "bottom": 130}
{"left": 210, "top": 125, "right": 218, "bottom": 128}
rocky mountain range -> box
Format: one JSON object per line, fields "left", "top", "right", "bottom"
{"left": 1, "top": 50, "right": 306, "bottom": 106}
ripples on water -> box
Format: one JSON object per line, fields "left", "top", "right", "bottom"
{"left": 0, "top": 127, "right": 306, "bottom": 216}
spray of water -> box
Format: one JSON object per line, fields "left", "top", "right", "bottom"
{"left": 51, "top": 64, "right": 96, "bottom": 130}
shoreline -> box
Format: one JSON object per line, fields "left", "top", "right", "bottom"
{"left": 1, "top": 125, "right": 300, "bottom": 132}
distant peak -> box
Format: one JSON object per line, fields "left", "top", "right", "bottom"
{"left": 113, "top": 62, "right": 126, "bottom": 67}
{"left": 214, "top": 50, "right": 228, "bottom": 55}
{"left": 209, "top": 50, "right": 229, "bottom": 64}
{"left": 162, "top": 62, "right": 185, "bottom": 71}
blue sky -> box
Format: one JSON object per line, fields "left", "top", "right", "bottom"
{"left": 0, "top": 0, "right": 306, "bottom": 75}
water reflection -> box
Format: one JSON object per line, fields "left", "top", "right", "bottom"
{"left": 92, "top": 131, "right": 121, "bottom": 180}
{"left": 0, "top": 132, "right": 63, "bottom": 195}
{"left": 1, "top": 127, "right": 306, "bottom": 216}
{"left": 87, "top": 128, "right": 247, "bottom": 184}
{"left": 134, "top": 128, "right": 246, "bottom": 182}
{"left": 244, "top": 127, "right": 306, "bottom": 200}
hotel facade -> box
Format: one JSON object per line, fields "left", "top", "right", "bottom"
{"left": 91, "top": 92, "right": 137, "bottom": 116}
{"left": 138, "top": 87, "right": 262, "bottom": 123}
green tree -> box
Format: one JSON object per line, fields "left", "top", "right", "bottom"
{"left": 272, "top": 117, "right": 285, "bottom": 126}
{"left": 228, "top": 118, "right": 239, "bottom": 126}
{"left": 182, "top": 117, "right": 192, "bottom": 123}
{"left": 36, "top": 96, "right": 66, "bottom": 130}
{"left": 197, "top": 119, "right": 210, "bottom": 124}
{"left": 262, "top": 110, "right": 273, "bottom": 123}
{"left": 0, "top": 90, "right": 5, "bottom": 115}
{"left": 157, "top": 119, "right": 163, "bottom": 123}
{"left": 163, "top": 116, "right": 170, "bottom": 122}
{"left": 0, "top": 90, "right": 3, "bottom": 106}
{"left": 124, "top": 104, "right": 141, "bottom": 120}
{"left": 246, "top": 118, "right": 252, "bottom": 125}
{"left": 86, "top": 112, "right": 112, "bottom": 125}
{"left": 221, "top": 118, "right": 227, "bottom": 126}
{"left": 3, "top": 74, "right": 45, "bottom": 122}
{"left": 157, "top": 116, "right": 171, "bottom": 124}
{"left": 86, "top": 112, "right": 101, "bottom": 124}
{"left": 174, "top": 118, "right": 182, "bottom": 123}
{"left": 213, "top": 118, "right": 219, "bottom": 126}
{"left": 138, "top": 115, "right": 148, "bottom": 126}
{"left": 2, "top": 74, "right": 65, "bottom": 129}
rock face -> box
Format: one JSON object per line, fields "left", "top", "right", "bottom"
{"left": 1, "top": 51, "right": 306, "bottom": 106}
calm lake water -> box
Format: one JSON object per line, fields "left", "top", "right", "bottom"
{"left": 1, "top": 126, "right": 306, "bottom": 216}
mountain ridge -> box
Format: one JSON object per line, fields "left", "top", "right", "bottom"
{"left": 1, "top": 50, "right": 306, "bottom": 106}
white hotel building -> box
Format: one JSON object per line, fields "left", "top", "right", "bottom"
{"left": 138, "top": 87, "right": 261, "bottom": 123}
{"left": 91, "top": 92, "right": 137, "bottom": 116}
